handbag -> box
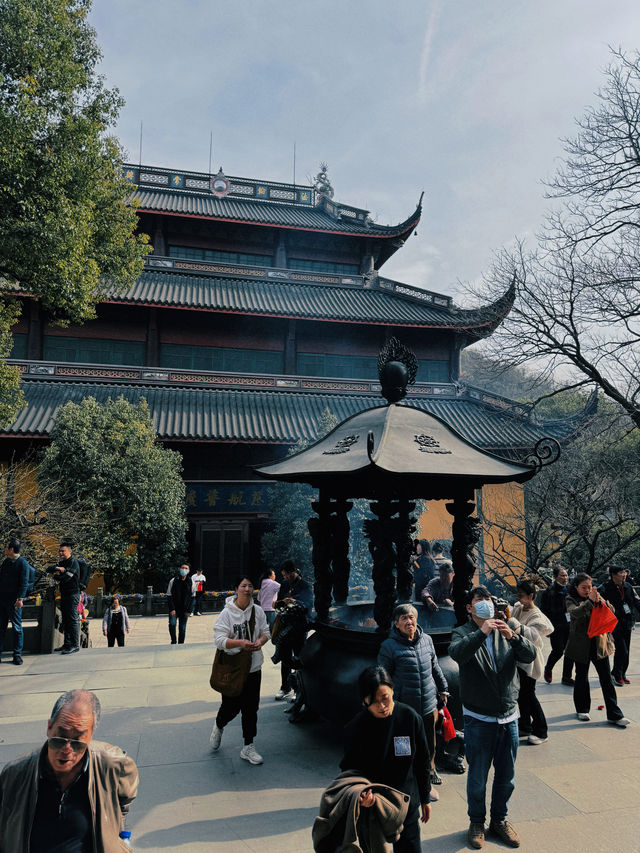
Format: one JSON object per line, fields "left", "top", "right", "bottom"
{"left": 210, "top": 606, "right": 256, "bottom": 697}
{"left": 587, "top": 602, "right": 618, "bottom": 638}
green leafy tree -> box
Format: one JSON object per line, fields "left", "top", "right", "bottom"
{"left": 0, "top": 0, "right": 150, "bottom": 424}
{"left": 38, "top": 396, "right": 187, "bottom": 591}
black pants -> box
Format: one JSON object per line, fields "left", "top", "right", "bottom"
{"left": 573, "top": 641, "right": 623, "bottom": 721}
{"left": 217, "top": 669, "right": 262, "bottom": 744}
{"left": 60, "top": 593, "right": 80, "bottom": 650}
{"left": 168, "top": 612, "right": 188, "bottom": 644}
{"left": 393, "top": 786, "right": 421, "bottom": 853}
{"left": 107, "top": 628, "right": 125, "bottom": 647}
{"left": 611, "top": 623, "right": 632, "bottom": 680}
{"left": 517, "top": 670, "right": 547, "bottom": 737}
{"left": 194, "top": 590, "right": 204, "bottom": 614}
{"left": 421, "top": 710, "right": 437, "bottom": 773}
{"left": 545, "top": 622, "right": 573, "bottom": 680}
{"left": 279, "top": 629, "right": 306, "bottom": 691}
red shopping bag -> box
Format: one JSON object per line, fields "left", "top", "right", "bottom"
{"left": 587, "top": 602, "right": 617, "bottom": 638}
{"left": 441, "top": 706, "right": 457, "bottom": 742}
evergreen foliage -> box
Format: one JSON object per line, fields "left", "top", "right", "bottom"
{"left": 38, "top": 396, "right": 187, "bottom": 591}
{"left": 0, "top": 0, "right": 150, "bottom": 425}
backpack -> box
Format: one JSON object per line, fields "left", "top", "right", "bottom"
{"left": 25, "top": 562, "right": 37, "bottom": 595}
{"left": 77, "top": 560, "right": 91, "bottom": 591}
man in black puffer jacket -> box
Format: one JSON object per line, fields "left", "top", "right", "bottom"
{"left": 378, "top": 603, "right": 448, "bottom": 794}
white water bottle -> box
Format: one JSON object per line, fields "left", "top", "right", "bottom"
{"left": 119, "top": 830, "right": 132, "bottom": 848}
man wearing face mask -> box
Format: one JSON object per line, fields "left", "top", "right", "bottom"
{"left": 167, "top": 563, "right": 194, "bottom": 644}
{"left": 449, "top": 586, "right": 536, "bottom": 850}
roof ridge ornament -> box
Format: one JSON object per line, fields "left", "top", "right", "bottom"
{"left": 522, "top": 437, "right": 561, "bottom": 472}
{"left": 314, "top": 162, "right": 334, "bottom": 200}
{"left": 211, "top": 167, "right": 230, "bottom": 197}
{"left": 378, "top": 337, "right": 418, "bottom": 404}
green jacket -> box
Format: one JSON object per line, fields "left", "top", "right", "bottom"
{"left": 449, "top": 620, "right": 537, "bottom": 718}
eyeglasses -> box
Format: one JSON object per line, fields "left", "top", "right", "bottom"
{"left": 48, "top": 737, "right": 88, "bottom": 753}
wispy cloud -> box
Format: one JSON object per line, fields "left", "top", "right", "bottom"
{"left": 417, "top": 0, "right": 442, "bottom": 104}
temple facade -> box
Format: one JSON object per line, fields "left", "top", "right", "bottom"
{"left": 3, "top": 162, "right": 590, "bottom": 588}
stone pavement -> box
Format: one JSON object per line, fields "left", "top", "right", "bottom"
{"left": 1, "top": 614, "right": 639, "bottom": 852}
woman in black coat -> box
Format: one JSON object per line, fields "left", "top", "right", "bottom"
{"left": 340, "top": 666, "right": 431, "bottom": 853}
{"left": 600, "top": 565, "right": 640, "bottom": 686}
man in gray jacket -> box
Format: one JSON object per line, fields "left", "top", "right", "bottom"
{"left": 449, "top": 586, "right": 536, "bottom": 850}
{"left": 0, "top": 689, "right": 138, "bottom": 853}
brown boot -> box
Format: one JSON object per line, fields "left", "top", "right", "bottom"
{"left": 489, "top": 820, "right": 520, "bottom": 847}
{"left": 468, "top": 822, "right": 485, "bottom": 849}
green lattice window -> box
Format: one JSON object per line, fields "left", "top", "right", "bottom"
{"left": 288, "top": 258, "right": 359, "bottom": 275}
{"left": 43, "top": 336, "right": 145, "bottom": 365}
{"left": 10, "top": 333, "right": 27, "bottom": 359}
{"left": 160, "top": 344, "right": 283, "bottom": 374}
{"left": 417, "top": 360, "right": 450, "bottom": 382}
{"left": 297, "top": 352, "right": 378, "bottom": 379}
{"left": 168, "top": 246, "right": 272, "bottom": 267}
{"left": 297, "top": 353, "right": 450, "bottom": 382}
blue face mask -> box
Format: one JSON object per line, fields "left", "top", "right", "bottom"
{"left": 474, "top": 599, "right": 494, "bottom": 619}
{"left": 179, "top": 568, "right": 188, "bottom": 577}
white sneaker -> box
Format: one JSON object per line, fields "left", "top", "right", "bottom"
{"left": 275, "top": 688, "right": 295, "bottom": 701}
{"left": 240, "top": 744, "right": 263, "bottom": 765}
{"left": 209, "top": 724, "right": 223, "bottom": 750}
{"left": 577, "top": 712, "right": 591, "bottom": 721}
{"left": 274, "top": 689, "right": 287, "bottom": 700}
{"left": 608, "top": 717, "right": 630, "bottom": 727}
{"left": 527, "top": 734, "right": 548, "bottom": 745}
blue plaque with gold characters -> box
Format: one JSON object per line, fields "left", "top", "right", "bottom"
{"left": 170, "top": 174, "right": 184, "bottom": 188}
{"left": 123, "top": 167, "right": 138, "bottom": 183}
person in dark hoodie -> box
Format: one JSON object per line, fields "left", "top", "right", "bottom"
{"left": 599, "top": 565, "right": 640, "bottom": 686}
{"left": 378, "top": 603, "right": 448, "bottom": 795}
{"left": 539, "top": 565, "right": 574, "bottom": 685}
{"left": 0, "top": 537, "right": 31, "bottom": 665}
{"left": 412, "top": 540, "right": 436, "bottom": 603}
{"left": 167, "top": 563, "right": 193, "bottom": 644}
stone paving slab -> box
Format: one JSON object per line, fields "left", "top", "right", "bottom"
{"left": 1, "top": 616, "right": 639, "bottom": 851}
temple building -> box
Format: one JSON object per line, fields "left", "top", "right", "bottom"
{"left": 3, "top": 162, "right": 593, "bottom": 588}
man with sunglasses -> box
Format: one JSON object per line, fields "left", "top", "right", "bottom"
{"left": 0, "top": 689, "right": 138, "bottom": 852}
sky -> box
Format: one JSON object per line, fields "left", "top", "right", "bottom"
{"left": 89, "top": 1, "right": 640, "bottom": 303}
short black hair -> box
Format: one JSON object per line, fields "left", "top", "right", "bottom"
{"left": 6, "top": 537, "right": 20, "bottom": 553}
{"left": 432, "top": 541, "right": 443, "bottom": 553}
{"left": 60, "top": 539, "right": 74, "bottom": 549}
{"left": 608, "top": 565, "right": 625, "bottom": 574}
{"left": 552, "top": 565, "right": 566, "bottom": 579}
{"left": 573, "top": 572, "right": 592, "bottom": 588}
{"left": 466, "top": 585, "right": 492, "bottom": 605}
{"left": 280, "top": 559, "right": 297, "bottom": 575}
{"left": 517, "top": 579, "right": 536, "bottom": 597}
{"left": 232, "top": 575, "right": 253, "bottom": 590}
{"left": 358, "top": 665, "right": 393, "bottom": 703}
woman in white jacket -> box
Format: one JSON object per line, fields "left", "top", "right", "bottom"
{"left": 209, "top": 576, "right": 270, "bottom": 765}
{"left": 511, "top": 579, "right": 554, "bottom": 745}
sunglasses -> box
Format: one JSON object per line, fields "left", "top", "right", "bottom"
{"left": 48, "top": 737, "right": 88, "bottom": 753}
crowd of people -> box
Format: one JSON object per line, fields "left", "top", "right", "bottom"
{"left": 1, "top": 537, "right": 637, "bottom": 851}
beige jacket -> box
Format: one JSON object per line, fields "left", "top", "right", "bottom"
{"left": 511, "top": 603, "right": 554, "bottom": 680}
{"left": 0, "top": 739, "right": 139, "bottom": 853}
{"left": 313, "top": 772, "right": 410, "bottom": 853}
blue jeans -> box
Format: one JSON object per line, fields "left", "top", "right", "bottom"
{"left": 464, "top": 716, "right": 518, "bottom": 824}
{"left": 168, "top": 612, "right": 188, "bottom": 644}
{"left": 0, "top": 601, "right": 23, "bottom": 656}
